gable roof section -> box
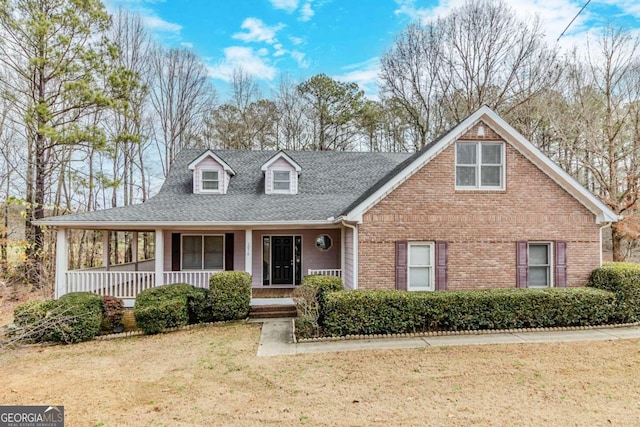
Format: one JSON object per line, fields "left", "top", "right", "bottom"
{"left": 260, "top": 151, "right": 302, "bottom": 173}
{"left": 342, "top": 105, "right": 619, "bottom": 224}
{"left": 188, "top": 149, "right": 236, "bottom": 175}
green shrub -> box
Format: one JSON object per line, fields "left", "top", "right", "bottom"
{"left": 208, "top": 272, "right": 251, "bottom": 321}
{"left": 13, "top": 293, "right": 104, "bottom": 344}
{"left": 292, "top": 284, "right": 321, "bottom": 339}
{"left": 134, "top": 283, "right": 202, "bottom": 334}
{"left": 323, "top": 288, "right": 615, "bottom": 337}
{"left": 189, "top": 287, "right": 212, "bottom": 323}
{"left": 101, "top": 295, "right": 124, "bottom": 333}
{"left": 13, "top": 299, "right": 56, "bottom": 342}
{"left": 588, "top": 262, "right": 640, "bottom": 322}
{"left": 49, "top": 292, "right": 104, "bottom": 343}
{"left": 300, "top": 275, "right": 343, "bottom": 326}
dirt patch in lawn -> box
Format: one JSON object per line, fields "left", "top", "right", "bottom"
{"left": 1, "top": 322, "right": 640, "bottom": 426}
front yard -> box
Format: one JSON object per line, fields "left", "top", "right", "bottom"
{"left": 1, "top": 321, "right": 640, "bottom": 426}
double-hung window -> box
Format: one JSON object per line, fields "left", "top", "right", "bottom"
{"left": 182, "top": 235, "right": 224, "bottom": 270}
{"left": 456, "top": 142, "right": 504, "bottom": 189}
{"left": 528, "top": 243, "right": 552, "bottom": 288}
{"left": 407, "top": 242, "right": 434, "bottom": 291}
{"left": 272, "top": 170, "right": 291, "bottom": 192}
{"left": 201, "top": 170, "right": 220, "bottom": 192}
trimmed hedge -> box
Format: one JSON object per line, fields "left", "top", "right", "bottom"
{"left": 134, "top": 283, "right": 205, "bottom": 334}
{"left": 13, "top": 299, "right": 56, "bottom": 342}
{"left": 323, "top": 288, "right": 615, "bottom": 337}
{"left": 208, "top": 272, "right": 251, "bottom": 321}
{"left": 300, "top": 275, "right": 343, "bottom": 326}
{"left": 588, "top": 262, "right": 640, "bottom": 322}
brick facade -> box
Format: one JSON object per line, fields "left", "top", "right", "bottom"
{"left": 357, "top": 122, "right": 601, "bottom": 290}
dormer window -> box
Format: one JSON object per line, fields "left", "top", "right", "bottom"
{"left": 188, "top": 150, "right": 235, "bottom": 195}
{"left": 261, "top": 151, "right": 301, "bottom": 195}
{"left": 201, "top": 170, "right": 220, "bottom": 192}
{"left": 272, "top": 171, "right": 291, "bottom": 192}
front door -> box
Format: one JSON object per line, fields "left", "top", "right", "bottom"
{"left": 272, "top": 236, "right": 294, "bottom": 285}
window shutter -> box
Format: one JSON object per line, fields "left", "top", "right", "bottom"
{"left": 516, "top": 241, "right": 528, "bottom": 288}
{"left": 555, "top": 240, "right": 567, "bottom": 287}
{"left": 225, "top": 233, "right": 234, "bottom": 271}
{"left": 395, "top": 240, "right": 408, "bottom": 291}
{"left": 171, "top": 233, "right": 181, "bottom": 271}
{"left": 435, "top": 241, "right": 448, "bottom": 291}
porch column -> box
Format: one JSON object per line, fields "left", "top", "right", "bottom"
{"left": 102, "top": 230, "right": 109, "bottom": 270}
{"left": 131, "top": 231, "right": 138, "bottom": 270}
{"left": 155, "top": 229, "right": 164, "bottom": 286}
{"left": 245, "top": 229, "right": 252, "bottom": 276}
{"left": 55, "top": 228, "right": 68, "bottom": 299}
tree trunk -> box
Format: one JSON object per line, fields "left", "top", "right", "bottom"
{"left": 611, "top": 223, "right": 625, "bottom": 262}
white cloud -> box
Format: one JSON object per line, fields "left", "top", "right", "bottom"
{"left": 273, "top": 43, "right": 287, "bottom": 56}
{"left": 333, "top": 57, "right": 381, "bottom": 99}
{"left": 291, "top": 50, "right": 309, "bottom": 68}
{"left": 289, "top": 36, "right": 304, "bottom": 45}
{"left": 208, "top": 46, "right": 277, "bottom": 82}
{"left": 233, "top": 18, "right": 285, "bottom": 44}
{"left": 139, "top": 12, "right": 182, "bottom": 34}
{"left": 269, "top": 0, "right": 299, "bottom": 13}
{"left": 299, "top": 2, "right": 315, "bottom": 21}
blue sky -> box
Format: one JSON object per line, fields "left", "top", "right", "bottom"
{"left": 104, "top": 0, "right": 640, "bottom": 100}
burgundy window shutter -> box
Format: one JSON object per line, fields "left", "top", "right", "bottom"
{"left": 171, "top": 233, "right": 181, "bottom": 271}
{"left": 225, "top": 233, "right": 234, "bottom": 271}
{"left": 435, "top": 241, "right": 448, "bottom": 291}
{"left": 516, "top": 241, "right": 528, "bottom": 288}
{"left": 395, "top": 240, "right": 408, "bottom": 291}
{"left": 555, "top": 240, "right": 567, "bottom": 287}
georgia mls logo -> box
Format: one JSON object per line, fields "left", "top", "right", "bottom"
{"left": 0, "top": 405, "right": 64, "bottom": 427}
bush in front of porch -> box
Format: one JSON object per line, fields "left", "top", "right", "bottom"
{"left": 208, "top": 272, "right": 251, "bottom": 321}
{"left": 293, "top": 275, "right": 343, "bottom": 339}
{"left": 134, "top": 283, "right": 205, "bottom": 334}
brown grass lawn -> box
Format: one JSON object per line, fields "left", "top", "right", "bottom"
{"left": 1, "top": 322, "right": 640, "bottom": 427}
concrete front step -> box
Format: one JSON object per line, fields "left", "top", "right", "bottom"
{"left": 250, "top": 304, "right": 297, "bottom": 319}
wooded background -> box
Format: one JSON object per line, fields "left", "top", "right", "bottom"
{"left": 1, "top": 0, "right": 639, "bottom": 289}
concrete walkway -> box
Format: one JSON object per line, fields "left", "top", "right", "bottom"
{"left": 255, "top": 319, "right": 640, "bottom": 357}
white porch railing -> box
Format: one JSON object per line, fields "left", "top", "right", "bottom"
{"left": 65, "top": 271, "right": 156, "bottom": 300}
{"left": 163, "top": 271, "right": 221, "bottom": 289}
{"left": 307, "top": 269, "right": 342, "bottom": 277}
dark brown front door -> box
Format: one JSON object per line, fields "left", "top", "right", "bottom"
{"left": 272, "top": 236, "right": 294, "bottom": 285}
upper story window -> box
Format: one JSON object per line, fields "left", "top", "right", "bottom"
{"left": 201, "top": 170, "right": 220, "bottom": 192}
{"left": 455, "top": 142, "right": 504, "bottom": 190}
{"left": 272, "top": 170, "right": 291, "bottom": 192}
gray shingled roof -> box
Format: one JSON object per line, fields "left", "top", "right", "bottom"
{"left": 40, "top": 149, "right": 412, "bottom": 225}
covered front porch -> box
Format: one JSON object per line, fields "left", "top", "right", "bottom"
{"left": 55, "top": 226, "right": 346, "bottom": 306}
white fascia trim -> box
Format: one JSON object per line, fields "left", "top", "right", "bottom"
{"left": 260, "top": 151, "right": 302, "bottom": 173}
{"left": 34, "top": 220, "right": 339, "bottom": 229}
{"left": 343, "top": 105, "right": 619, "bottom": 224}
{"left": 187, "top": 149, "right": 236, "bottom": 175}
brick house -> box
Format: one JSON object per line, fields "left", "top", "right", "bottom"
{"left": 39, "top": 106, "right": 618, "bottom": 304}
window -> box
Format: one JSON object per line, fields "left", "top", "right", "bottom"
{"left": 201, "top": 170, "right": 219, "bottom": 192}
{"left": 456, "top": 142, "right": 504, "bottom": 189}
{"left": 408, "top": 242, "right": 434, "bottom": 291}
{"left": 528, "top": 243, "right": 551, "bottom": 288}
{"left": 315, "top": 234, "right": 332, "bottom": 251}
{"left": 272, "top": 170, "right": 291, "bottom": 192}
{"left": 182, "top": 235, "right": 224, "bottom": 270}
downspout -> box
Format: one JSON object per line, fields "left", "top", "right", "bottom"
{"left": 341, "top": 220, "right": 358, "bottom": 289}
{"left": 599, "top": 222, "right": 612, "bottom": 267}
